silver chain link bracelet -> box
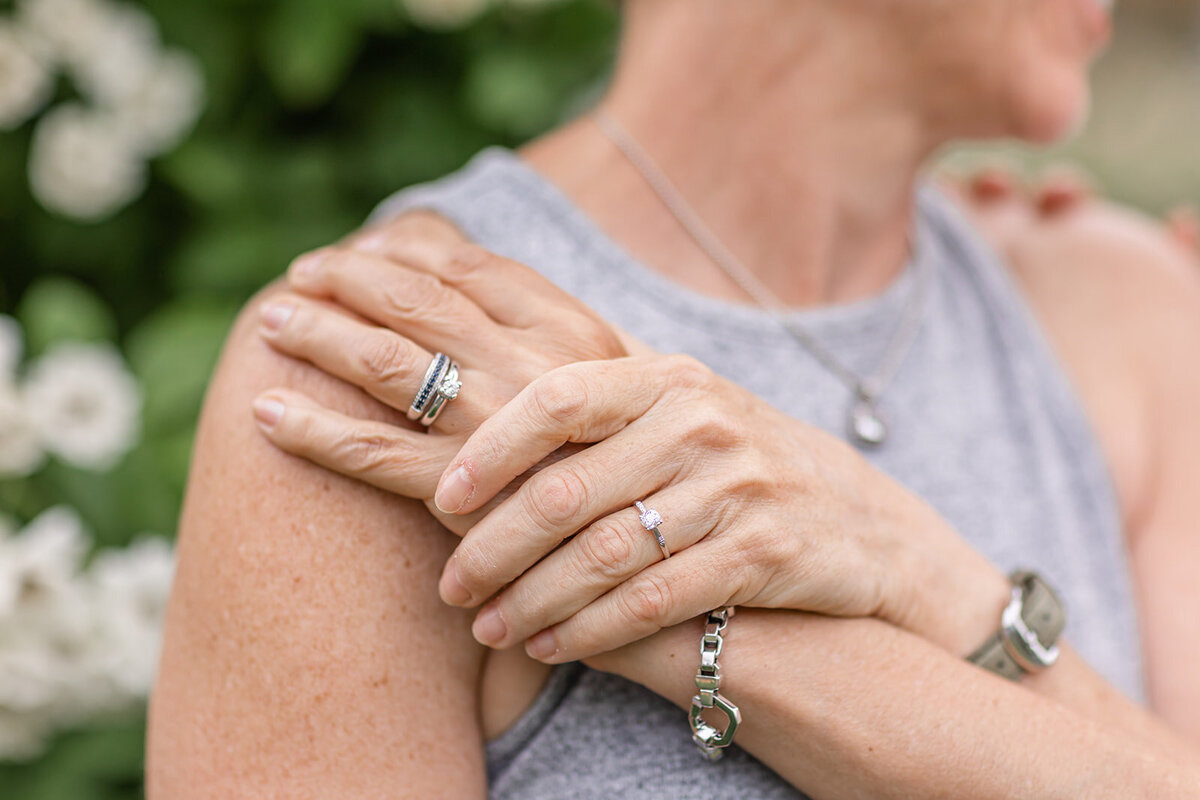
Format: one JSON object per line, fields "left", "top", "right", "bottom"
{"left": 688, "top": 607, "right": 742, "bottom": 761}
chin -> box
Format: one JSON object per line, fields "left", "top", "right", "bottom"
{"left": 1008, "top": 70, "right": 1093, "bottom": 144}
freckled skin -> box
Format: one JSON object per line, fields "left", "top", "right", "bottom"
{"left": 147, "top": 285, "right": 489, "bottom": 799}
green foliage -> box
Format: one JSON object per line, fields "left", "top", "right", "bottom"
{"left": 0, "top": 0, "right": 618, "bottom": 793}
{"left": 16, "top": 278, "right": 119, "bottom": 355}
{"left": 0, "top": 715, "right": 146, "bottom": 800}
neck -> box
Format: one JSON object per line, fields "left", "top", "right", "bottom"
{"left": 522, "top": 2, "right": 942, "bottom": 308}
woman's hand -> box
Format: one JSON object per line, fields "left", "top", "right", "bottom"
{"left": 251, "top": 212, "right": 636, "bottom": 533}
{"left": 428, "top": 354, "right": 1011, "bottom": 663}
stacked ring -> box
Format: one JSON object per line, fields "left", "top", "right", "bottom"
{"left": 408, "top": 353, "right": 451, "bottom": 421}
{"left": 635, "top": 500, "right": 671, "bottom": 560}
{"left": 405, "top": 352, "right": 456, "bottom": 424}
{"left": 419, "top": 362, "right": 462, "bottom": 427}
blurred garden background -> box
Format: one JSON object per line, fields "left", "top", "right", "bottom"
{"left": 0, "top": 0, "right": 1196, "bottom": 797}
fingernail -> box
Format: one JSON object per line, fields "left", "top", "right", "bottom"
{"left": 439, "top": 557, "right": 473, "bottom": 606}
{"left": 291, "top": 252, "right": 325, "bottom": 278}
{"left": 435, "top": 465, "right": 474, "bottom": 514}
{"left": 525, "top": 629, "right": 559, "bottom": 662}
{"left": 259, "top": 302, "right": 295, "bottom": 333}
{"left": 472, "top": 605, "right": 507, "bottom": 647}
{"left": 252, "top": 396, "right": 285, "bottom": 429}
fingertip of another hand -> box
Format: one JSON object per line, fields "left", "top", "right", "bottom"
{"left": 258, "top": 300, "right": 295, "bottom": 335}
{"left": 438, "top": 555, "right": 474, "bottom": 606}
{"left": 252, "top": 394, "right": 286, "bottom": 430}
{"left": 524, "top": 629, "right": 561, "bottom": 663}
{"left": 287, "top": 250, "right": 328, "bottom": 284}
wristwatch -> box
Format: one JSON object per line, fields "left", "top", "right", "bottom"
{"left": 967, "top": 570, "right": 1065, "bottom": 681}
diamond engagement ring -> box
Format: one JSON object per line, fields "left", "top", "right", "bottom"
{"left": 420, "top": 361, "right": 462, "bottom": 427}
{"left": 635, "top": 500, "right": 671, "bottom": 560}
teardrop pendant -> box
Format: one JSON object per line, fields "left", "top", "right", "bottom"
{"left": 849, "top": 395, "right": 888, "bottom": 448}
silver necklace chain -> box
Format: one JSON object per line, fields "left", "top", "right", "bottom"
{"left": 592, "top": 109, "right": 929, "bottom": 447}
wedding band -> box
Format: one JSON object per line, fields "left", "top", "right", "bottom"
{"left": 408, "top": 353, "right": 451, "bottom": 421}
{"left": 420, "top": 362, "right": 462, "bottom": 427}
{"left": 635, "top": 500, "right": 671, "bottom": 560}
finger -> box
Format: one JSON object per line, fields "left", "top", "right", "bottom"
{"left": 1166, "top": 206, "right": 1200, "bottom": 255}
{"left": 285, "top": 246, "right": 506, "bottom": 361}
{"left": 257, "top": 294, "right": 496, "bottom": 433}
{"left": 251, "top": 388, "right": 455, "bottom": 499}
{"left": 1033, "top": 166, "right": 1094, "bottom": 218}
{"left": 439, "top": 417, "right": 683, "bottom": 606}
{"left": 434, "top": 354, "right": 705, "bottom": 515}
{"left": 523, "top": 537, "right": 746, "bottom": 664}
{"left": 352, "top": 212, "right": 597, "bottom": 329}
{"left": 467, "top": 482, "right": 720, "bottom": 649}
{"left": 968, "top": 166, "right": 1021, "bottom": 203}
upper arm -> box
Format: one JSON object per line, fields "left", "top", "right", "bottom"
{"left": 1116, "top": 265, "right": 1200, "bottom": 741}
{"left": 146, "top": 284, "right": 487, "bottom": 798}
{"left": 967, "top": 196, "right": 1200, "bottom": 737}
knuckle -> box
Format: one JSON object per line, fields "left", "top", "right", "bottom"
{"left": 732, "top": 520, "right": 779, "bottom": 572}
{"left": 678, "top": 404, "right": 746, "bottom": 451}
{"left": 664, "top": 354, "right": 714, "bottom": 389}
{"left": 443, "top": 242, "right": 495, "bottom": 281}
{"left": 529, "top": 370, "right": 590, "bottom": 426}
{"left": 499, "top": 581, "right": 547, "bottom": 631}
{"left": 549, "top": 313, "right": 625, "bottom": 361}
{"left": 356, "top": 333, "right": 415, "bottom": 388}
{"left": 378, "top": 271, "right": 448, "bottom": 320}
{"left": 526, "top": 467, "right": 589, "bottom": 529}
{"left": 622, "top": 572, "right": 674, "bottom": 626}
{"left": 580, "top": 521, "right": 638, "bottom": 580}
{"left": 336, "top": 430, "right": 406, "bottom": 475}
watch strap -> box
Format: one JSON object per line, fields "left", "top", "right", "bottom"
{"left": 967, "top": 571, "right": 1065, "bottom": 681}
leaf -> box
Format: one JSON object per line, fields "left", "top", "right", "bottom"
{"left": 157, "top": 138, "right": 252, "bottom": 209}
{"left": 124, "top": 299, "right": 239, "bottom": 436}
{"left": 260, "top": 0, "right": 364, "bottom": 108}
{"left": 462, "top": 46, "right": 561, "bottom": 137}
{"left": 15, "top": 277, "right": 118, "bottom": 355}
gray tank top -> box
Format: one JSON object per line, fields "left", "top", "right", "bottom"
{"left": 371, "top": 148, "right": 1146, "bottom": 799}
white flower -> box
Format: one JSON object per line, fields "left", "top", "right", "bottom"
{"left": 68, "top": 2, "right": 161, "bottom": 106}
{"left": 0, "top": 315, "right": 23, "bottom": 380}
{"left": 111, "top": 48, "right": 205, "bottom": 155}
{"left": 0, "top": 511, "right": 176, "bottom": 760}
{"left": 28, "top": 103, "right": 147, "bottom": 221}
{"left": 0, "top": 647, "right": 69, "bottom": 713}
{"left": 21, "top": 342, "right": 141, "bottom": 470}
{"left": 402, "top": 0, "right": 493, "bottom": 29}
{"left": 16, "top": 0, "right": 114, "bottom": 65}
{"left": 0, "top": 506, "right": 87, "bottom": 619}
{"left": 87, "top": 536, "right": 174, "bottom": 696}
{"left": 0, "top": 22, "right": 53, "bottom": 130}
{"left": 0, "top": 382, "right": 46, "bottom": 479}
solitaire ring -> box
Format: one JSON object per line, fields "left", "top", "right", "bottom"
{"left": 635, "top": 500, "right": 671, "bottom": 560}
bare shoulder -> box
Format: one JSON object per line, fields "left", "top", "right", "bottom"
{"left": 146, "top": 283, "right": 486, "bottom": 798}
{"left": 957, "top": 192, "right": 1200, "bottom": 532}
